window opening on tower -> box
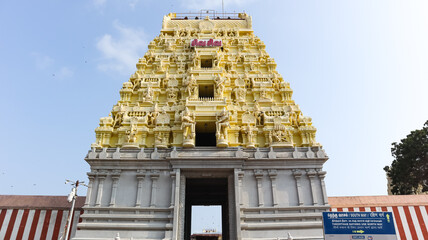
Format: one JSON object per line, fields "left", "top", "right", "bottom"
{"left": 199, "top": 85, "right": 214, "bottom": 99}
{"left": 201, "top": 59, "right": 213, "bottom": 68}
{"left": 196, "top": 122, "right": 216, "bottom": 146}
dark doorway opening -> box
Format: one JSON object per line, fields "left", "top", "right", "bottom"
{"left": 185, "top": 178, "right": 229, "bottom": 240}
{"left": 199, "top": 84, "right": 214, "bottom": 98}
{"left": 201, "top": 59, "right": 213, "bottom": 68}
{"left": 196, "top": 122, "right": 216, "bottom": 146}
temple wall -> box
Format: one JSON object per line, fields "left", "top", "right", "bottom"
{"left": 1, "top": 195, "right": 426, "bottom": 240}
{"left": 72, "top": 147, "right": 328, "bottom": 240}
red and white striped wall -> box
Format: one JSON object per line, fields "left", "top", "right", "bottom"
{"left": 0, "top": 208, "right": 82, "bottom": 240}
{"left": 330, "top": 206, "right": 428, "bottom": 240}
{"left": 329, "top": 195, "right": 428, "bottom": 240}
{"left": 0, "top": 195, "right": 85, "bottom": 240}
{"left": 1, "top": 195, "right": 427, "bottom": 240}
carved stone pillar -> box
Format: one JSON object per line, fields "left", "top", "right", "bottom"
{"left": 306, "top": 170, "right": 318, "bottom": 205}
{"left": 95, "top": 173, "right": 107, "bottom": 207}
{"left": 84, "top": 173, "right": 96, "bottom": 207}
{"left": 292, "top": 169, "right": 303, "bottom": 206}
{"left": 178, "top": 175, "right": 186, "bottom": 240}
{"left": 103, "top": 133, "right": 112, "bottom": 146}
{"left": 237, "top": 169, "right": 244, "bottom": 206}
{"left": 264, "top": 132, "right": 270, "bottom": 147}
{"left": 135, "top": 170, "right": 146, "bottom": 207}
{"left": 109, "top": 170, "right": 121, "bottom": 207}
{"left": 172, "top": 131, "right": 178, "bottom": 146}
{"left": 234, "top": 132, "right": 239, "bottom": 144}
{"left": 150, "top": 170, "right": 160, "bottom": 207}
{"left": 234, "top": 169, "right": 243, "bottom": 240}
{"left": 117, "top": 132, "right": 124, "bottom": 147}
{"left": 317, "top": 170, "right": 328, "bottom": 204}
{"left": 140, "top": 132, "right": 147, "bottom": 147}
{"left": 170, "top": 169, "right": 177, "bottom": 207}
{"left": 268, "top": 170, "right": 278, "bottom": 206}
{"left": 171, "top": 169, "right": 181, "bottom": 240}
{"left": 254, "top": 169, "right": 264, "bottom": 207}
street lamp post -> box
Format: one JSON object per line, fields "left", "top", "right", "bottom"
{"left": 63, "top": 180, "right": 87, "bottom": 240}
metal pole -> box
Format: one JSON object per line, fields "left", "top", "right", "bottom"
{"left": 63, "top": 180, "right": 87, "bottom": 240}
{"left": 65, "top": 195, "right": 76, "bottom": 240}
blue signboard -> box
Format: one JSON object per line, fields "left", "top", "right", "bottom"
{"left": 323, "top": 212, "right": 397, "bottom": 240}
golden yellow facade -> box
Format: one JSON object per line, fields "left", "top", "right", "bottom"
{"left": 93, "top": 13, "right": 319, "bottom": 149}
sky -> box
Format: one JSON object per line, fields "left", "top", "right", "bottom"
{"left": 1, "top": 0, "right": 428, "bottom": 232}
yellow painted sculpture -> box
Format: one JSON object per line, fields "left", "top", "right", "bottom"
{"left": 92, "top": 13, "right": 320, "bottom": 149}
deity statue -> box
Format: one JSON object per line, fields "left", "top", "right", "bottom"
{"left": 214, "top": 75, "right": 225, "bottom": 98}
{"left": 166, "top": 40, "right": 174, "bottom": 51}
{"left": 254, "top": 101, "right": 264, "bottom": 125}
{"left": 249, "top": 62, "right": 256, "bottom": 71}
{"left": 259, "top": 89, "right": 269, "bottom": 101}
{"left": 147, "top": 103, "right": 159, "bottom": 126}
{"left": 113, "top": 112, "right": 124, "bottom": 128}
{"left": 289, "top": 111, "right": 301, "bottom": 127}
{"left": 126, "top": 123, "right": 138, "bottom": 143}
{"left": 141, "top": 87, "right": 153, "bottom": 103}
{"left": 216, "top": 108, "right": 230, "bottom": 147}
{"left": 234, "top": 87, "right": 246, "bottom": 102}
{"left": 155, "top": 132, "right": 169, "bottom": 148}
{"left": 192, "top": 51, "right": 201, "bottom": 68}
{"left": 242, "top": 124, "right": 255, "bottom": 148}
{"left": 167, "top": 86, "right": 178, "bottom": 101}
{"left": 270, "top": 123, "right": 293, "bottom": 148}
{"left": 132, "top": 79, "right": 141, "bottom": 91}
{"left": 244, "top": 72, "right": 252, "bottom": 88}
{"left": 181, "top": 107, "right": 196, "bottom": 147}
{"left": 272, "top": 126, "right": 288, "bottom": 143}
{"left": 184, "top": 74, "right": 198, "bottom": 99}
{"left": 214, "top": 51, "right": 223, "bottom": 67}
{"left": 272, "top": 74, "right": 281, "bottom": 90}
{"left": 174, "top": 108, "right": 181, "bottom": 123}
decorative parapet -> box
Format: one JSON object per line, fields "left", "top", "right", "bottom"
{"left": 86, "top": 146, "right": 328, "bottom": 162}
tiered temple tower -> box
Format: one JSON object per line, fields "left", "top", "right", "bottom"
{"left": 74, "top": 12, "right": 329, "bottom": 240}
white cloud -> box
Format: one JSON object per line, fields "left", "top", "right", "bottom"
{"left": 56, "top": 67, "right": 74, "bottom": 79}
{"left": 32, "top": 52, "right": 54, "bottom": 70}
{"left": 93, "top": 0, "right": 107, "bottom": 7}
{"left": 31, "top": 52, "right": 73, "bottom": 80}
{"left": 129, "top": 0, "right": 139, "bottom": 9}
{"left": 96, "top": 21, "right": 148, "bottom": 75}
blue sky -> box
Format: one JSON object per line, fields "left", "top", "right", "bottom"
{"left": 1, "top": 0, "right": 427, "bottom": 204}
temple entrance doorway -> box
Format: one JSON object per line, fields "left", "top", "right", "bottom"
{"left": 184, "top": 178, "right": 229, "bottom": 240}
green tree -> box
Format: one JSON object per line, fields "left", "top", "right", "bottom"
{"left": 384, "top": 121, "right": 428, "bottom": 195}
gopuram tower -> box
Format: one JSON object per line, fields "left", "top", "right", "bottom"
{"left": 75, "top": 12, "right": 329, "bottom": 240}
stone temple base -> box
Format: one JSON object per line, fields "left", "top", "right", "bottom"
{"left": 75, "top": 147, "right": 329, "bottom": 240}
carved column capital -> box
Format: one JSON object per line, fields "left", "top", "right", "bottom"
{"left": 268, "top": 169, "right": 277, "bottom": 178}
{"left": 254, "top": 169, "right": 264, "bottom": 179}
{"left": 292, "top": 169, "right": 302, "bottom": 178}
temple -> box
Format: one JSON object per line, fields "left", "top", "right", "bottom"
{"left": 75, "top": 12, "right": 329, "bottom": 240}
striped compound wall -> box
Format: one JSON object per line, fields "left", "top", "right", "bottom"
{"left": 329, "top": 195, "right": 428, "bottom": 240}
{"left": 0, "top": 195, "right": 427, "bottom": 240}
{"left": 0, "top": 195, "right": 84, "bottom": 240}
